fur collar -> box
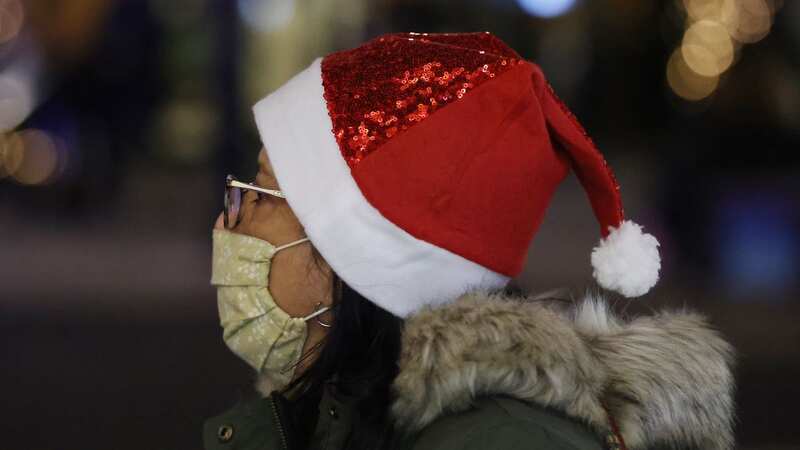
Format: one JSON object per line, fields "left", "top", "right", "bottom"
{"left": 390, "top": 290, "right": 736, "bottom": 450}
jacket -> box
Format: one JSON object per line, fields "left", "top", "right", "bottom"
{"left": 204, "top": 290, "right": 736, "bottom": 450}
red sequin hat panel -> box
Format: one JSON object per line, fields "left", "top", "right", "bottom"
{"left": 322, "top": 32, "right": 522, "bottom": 168}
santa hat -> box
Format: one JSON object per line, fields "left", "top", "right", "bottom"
{"left": 253, "top": 32, "right": 660, "bottom": 318}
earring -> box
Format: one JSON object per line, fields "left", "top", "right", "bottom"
{"left": 313, "top": 302, "right": 333, "bottom": 328}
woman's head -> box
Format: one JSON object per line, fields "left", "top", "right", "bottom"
{"left": 215, "top": 146, "right": 338, "bottom": 379}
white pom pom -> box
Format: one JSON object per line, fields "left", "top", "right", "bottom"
{"left": 591, "top": 220, "right": 661, "bottom": 298}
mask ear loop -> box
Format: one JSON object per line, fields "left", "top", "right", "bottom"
{"left": 300, "top": 272, "right": 341, "bottom": 328}
{"left": 280, "top": 274, "right": 341, "bottom": 376}
{"left": 303, "top": 302, "right": 332, "bottom": 328}
{"left": 274, "top": 237, "right": 310, "bottom": 252}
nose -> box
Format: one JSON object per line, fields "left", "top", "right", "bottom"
{"left": 214, "top": 212, "right": 225, "bottom": 230}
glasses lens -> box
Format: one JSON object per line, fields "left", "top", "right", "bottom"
{"left": 225, "top": 186, "right": 242, "bottom": 229}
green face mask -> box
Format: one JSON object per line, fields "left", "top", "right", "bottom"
{"left": 211, "top": 228, "right": 329, "bottom": 390}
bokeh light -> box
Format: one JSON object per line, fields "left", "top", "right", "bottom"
{"left": 731, "top": 0, "right": 772, "bottom": 43}
{"left": 516, "top": 0, "right": 578, "bottom": 18}
{"left": 0, "top": 130, "right": 23, "bottom": 178}
{"left": 0, "top": 0, "right": 24, "bottom": 44}
{"left": 715, "top": 193, "right": 798, "bottom": 297}
{"left": 682, "top": 20, "right": 735, "bottom": 77}
{"left": 682, "top": 0, "right": 776, "bottom": 44}
{"left": 683, "top": 0, "right": 739, "bottom": 26}
{"left": 9, "top": 129, "right": 61, "bottom": 185}
{"left": 238, "top": 0, "right": 295, "bottom": 33}
{"left": 667, "top": 48, "right": 719, "bottom": 100}
{"left": 0, "top": 74, "right": 35, "bottom": 131}
{"left": 671, "top": 0, "right": 780, "bottom": 102}
{"left": 154, "top": 98, "right": 217, "bottom": 164}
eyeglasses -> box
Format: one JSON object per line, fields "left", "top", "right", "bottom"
{"left": 224, "top": 174, "right": 286, "bottom": 229}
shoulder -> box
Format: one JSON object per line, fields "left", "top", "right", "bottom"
{"left": 399, "top": 396, "right": 605, "bottom": 450}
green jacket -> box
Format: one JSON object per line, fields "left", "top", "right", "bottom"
{"left": 204, "top": 386, "right": 608, "bottom": 450}
{"left": 204, "top": 291, "right": 736, "bottom": 450}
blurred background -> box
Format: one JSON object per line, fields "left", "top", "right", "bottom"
{"left": 0, "top": 0, "right": 797, "bottom": 449}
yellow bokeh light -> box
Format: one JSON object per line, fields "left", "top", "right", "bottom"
{"left": 673, "top": 0, "right": 776, "bottom": 103}
{"left": 0, "top": 131, "right": 24, "bottom": 178}
{"left": 683, "top": 0, "right": 739, "bottom": 29}
{"left": 11, "top": 129, "right": 59, "bottom": 185}
{"left": 667, "top": 48, "right": 719, "bottom": 101}
{"left": 683, "top": 0, "right": 718, "bottom": 19}
{"left": 681, "top": 20, "right": 735, "bottom": 77}
{"left": 732, "top": 0, "right": 772, "bottom": 43}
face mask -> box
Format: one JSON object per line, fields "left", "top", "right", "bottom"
{"left": 210, "top": 228, "right": 330, "bottom": 390}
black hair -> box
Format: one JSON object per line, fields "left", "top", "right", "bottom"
{"left": 284, "top": 252, "right": 404, "bottom": 450}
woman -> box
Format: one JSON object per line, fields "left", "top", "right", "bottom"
{"left": 205, "top": 32, "right": 735, "bottom": 450}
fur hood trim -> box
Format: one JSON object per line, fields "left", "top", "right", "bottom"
{"left": 390, "top": 290, "right": 736, "bottom": 450}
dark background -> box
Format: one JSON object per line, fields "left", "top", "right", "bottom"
{"left": 1, "top": 1, "right": 798, "bottom": 449}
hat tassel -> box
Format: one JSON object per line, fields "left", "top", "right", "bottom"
{"left": 591, "top": 220, "right": 661, "bottom": 298}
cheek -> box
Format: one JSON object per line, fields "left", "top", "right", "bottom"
{"left": 250, "top": 201, "right": 277, "bottom": 223}
{"left": 251, "top": 204, "right": 297, "bottom": 238}
{"left": 265, "top": 203, "right": 305, "bottom": 236}
{"left": 272, "top": 293, "right": 307, "bottom": 317}
{"left": 269, "top": 254, "right": 315, "bottom": 317}
{"left": 277, "top": 204, "right": 302, "bottom": 226}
